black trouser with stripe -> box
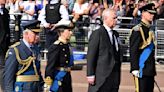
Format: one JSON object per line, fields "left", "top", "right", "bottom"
{"left": 139, "top": 76, "right": 154, "bottom": 92}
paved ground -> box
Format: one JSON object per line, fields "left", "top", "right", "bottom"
{"left": 41, "top": 62, "right": 164, "bottom": 92}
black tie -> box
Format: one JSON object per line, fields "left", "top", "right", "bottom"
{"left": 112, "top": 32, "right": 116, "bottom": 52}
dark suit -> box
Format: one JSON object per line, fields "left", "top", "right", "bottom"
{"left": 0, "top": 7, "right": 10, "bottom": 90}
{"left": 4, "top": 40, "right": 43, "bottom": 92}
{"left": 87, "top": 25, "right": 121, "bottom": 92}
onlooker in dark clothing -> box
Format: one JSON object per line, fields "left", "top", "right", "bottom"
{"left": 0, "top": 0, "right": 10, "bottom": 91}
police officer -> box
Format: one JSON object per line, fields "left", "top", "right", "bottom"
{"left": 38, "top": 0, "right": 69, "bottom": 49}
{"left": 4, "top": 28, "right": 43, "bottom": 92}
{"left": 44, "top": 21, "right": 74, "bottom": 92}
{"left": 130, "top": 3, "right": 156, "bottom": 92}
{"left": 0, "top": 0, "right": 10, "bottom": 91}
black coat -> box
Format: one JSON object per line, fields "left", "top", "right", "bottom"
{"left": 0, "top": 8, "right": 10, "bottom": 56}
{"left": 87, "top": 26, "right": 121, "bottom": 92}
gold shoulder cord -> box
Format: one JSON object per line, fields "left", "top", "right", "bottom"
{"left": 139, "top": 28, "right": 155, "bottom": 49}
{"left": 5, "top": 50, "right": 10, "bottom": 60}
{"left": 139, "top": 27, "right": 147, "bottom": 49}
{"left": 13, "top": 47, "right": 38, "bottom": 76}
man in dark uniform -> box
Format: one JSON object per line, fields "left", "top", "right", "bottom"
{"left": 87, "top": 9, "right": 122, "bottom": 92}
{"left": 44, "top": 21, "right": 74, "bottom": 92}
{"left": 130, "top": 3, "right": 156, "bottom": 92}
{"left": 38, "top": 0, "right": 69, "bottom": 49}
{"left": 4, "top": 28, "right": 43, "bottom": 92}
{"left": 0, "top": 0, "right": 10, "bottom": 91}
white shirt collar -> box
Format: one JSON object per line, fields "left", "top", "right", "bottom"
{"left": 23, "top": 39, "right": 32, "bottom": 48}
{"left": 103, "top": 24, "right": 113, "bottom": 42}
{"left": 0, "top": 6, "right": 3, "bottom": 15}
{"left": 103, "top": 24, "right": 113, "bottom": 33}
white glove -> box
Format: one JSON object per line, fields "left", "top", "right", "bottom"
{"left": 44, "top": 84, "right": 51, "bottom": 92}
{"left": 132, "top": 70, "right": 139, "bottom": 77}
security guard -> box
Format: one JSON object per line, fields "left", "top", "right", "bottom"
{"left": 44, "top": 21, "right": 74, "bottom": 92}
{"left": 130, "top": 3, "right": 156, "bottom": 92}
{"left": 38, "top": 0, "right": 69, "bottom": 49}
{"left": 4, "top": 28, "right": 43, "bottom": 92}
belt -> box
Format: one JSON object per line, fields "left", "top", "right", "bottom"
{"left": 56, "top": 67, "right": 71, "bottom": 72}
{"left": 16, "top": 75, "right": 39, "bottom": 82}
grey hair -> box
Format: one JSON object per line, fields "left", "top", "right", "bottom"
{"left": 102, "top": 9, "right": 114, "bottom": 21}
{"left": 23, "top": 29, "right": 31, "bottom": 35}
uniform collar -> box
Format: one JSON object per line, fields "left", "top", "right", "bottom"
{"left": 141, "top": 20, "right": 151, "bottom": 28}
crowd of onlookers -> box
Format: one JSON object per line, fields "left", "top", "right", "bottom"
{"left": 2, "top": 0, "right": 163, "bottom": 51}
{"left": 4, "top": 0, "right": 164, "bottom": 25}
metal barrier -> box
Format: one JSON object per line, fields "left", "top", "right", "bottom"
{"left": 155, "top": 19, "right": 164, "bottom": 62}
{"left": 9, "top": 16, "right": 164, "bottom": 63}
{"left": 114, "top": 28, "right": 131, "bottom": 58}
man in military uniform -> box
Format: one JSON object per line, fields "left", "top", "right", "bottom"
{"left": 0, "top": 0, "right": 10, "bottom": 91}
{"left": 44, "top": 21, "right": 74, "bottom": 92}
{"left": 38, "top": 0, "right": 69, "bottom": 49}
{"left": 130, "top": 3, "right": 157, "bottom": 92}
{"left": 4, "top": 28, "right": 43, "bottom": 92}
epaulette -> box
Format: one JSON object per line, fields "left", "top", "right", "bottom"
{"left": 9, "top": 42, "right": 20, "bottom": 48}
{"left": 54, "top": 40, "right": 61, "bottom": 45}
{"left": 133, "top": 24, "right": 141, "bottom": 31}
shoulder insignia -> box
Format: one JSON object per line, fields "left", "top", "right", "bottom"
{"left": 9, "top": 42, "right": 20, "bottom": 48}
{"left": 133, "top": 24, "right": 141, "bottom": 31}
{"left": 54, "top": 40, "right": 61, "bottom": 45}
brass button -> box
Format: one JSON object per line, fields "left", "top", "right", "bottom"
{"left": 66, "top": 61, "right": 68, "bottom": 63}
{"left": 65, "top": 54, "right": 67, "bottom": 57}
{"left": 63, "top": 48, "right": 65, "bottom": 51}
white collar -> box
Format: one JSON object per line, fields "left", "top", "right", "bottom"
{"left": 23, "top": 39, "right": 32, "bottom": 48}
{"left": 103, "top": 24, "right": 113, "bottom": 33}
